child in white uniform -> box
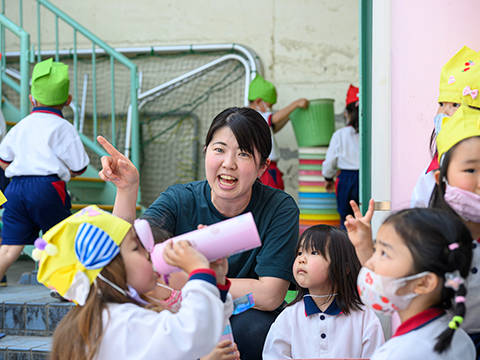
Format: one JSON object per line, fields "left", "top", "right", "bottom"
{"left": 410, "top": 46, "right": 480, "bottom": 208}
{"left": 0, "top": 58, "right": 89, "bottom": 286}
{"left": 429, "top": 105, "right": 480, "bottom": 356}
{"left": 34, "top": 205, "right": 232, "bottom": 360}
{"left": 248, "top": 74, "right": 309, "bottom": 190}
{"left": 355, "top": 207, "right": 475, "bottom": 360}
{"left": 323, "top": 85, "right": 360, "bottom": 230}
{"left": 262, "top": 225, "right": 384, "bottom": 359}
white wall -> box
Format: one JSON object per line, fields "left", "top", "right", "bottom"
{"left": 6, "top": 0, "right": 359, "bottom": 198}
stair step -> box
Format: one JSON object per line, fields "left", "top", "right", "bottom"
{"left": 71, "top": 203, "right": 142, "bottom": 211}
{"left": 0, "top": 335, "right": 51, "bottom": 359}
{"left": 1, "top": 284, "right": 74, "bottom": 337}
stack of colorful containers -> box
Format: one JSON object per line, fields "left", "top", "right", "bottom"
{"left": 298, "top": 147, "right": 340, "bottom": 234}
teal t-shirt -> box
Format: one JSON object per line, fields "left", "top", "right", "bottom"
{"left": 143, "top": 180, "right": 299, "bottom": 282}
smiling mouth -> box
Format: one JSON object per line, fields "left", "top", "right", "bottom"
{"left": 218, "top": 175, "right": 238, "bottom": 187}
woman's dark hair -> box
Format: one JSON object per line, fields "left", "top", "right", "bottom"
{"left": 205, "top": 107, "right": 271, "bottom": 167}
{"left": 288, "top": 225, "right": 363, "bottom": 315}
{"left": 346, "top": 102, "right": 359, "bottom": 133}
{"left": 383, "top": 208, "right": 473, "bottom": 354}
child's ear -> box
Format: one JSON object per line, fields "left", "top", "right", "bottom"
{"left": 414, "top": 273, "right": 439, "bottom": 295}
{"left": 434, "top": 170, "right": 441, "bottom": 185}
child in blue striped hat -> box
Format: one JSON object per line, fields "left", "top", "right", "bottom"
{"left": 35, "top": 205, "right": 233, "bottom": 360}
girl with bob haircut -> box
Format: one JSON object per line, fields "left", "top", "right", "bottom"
{"left": 263, "top": 225, "right": 384, "bottom": 359}
{"left": 98, "top": 107, "right": 300, "bottom": 360}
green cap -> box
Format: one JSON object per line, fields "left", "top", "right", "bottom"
{"left": 248, "top": 74, "right": 277, "bottom": 104}
{"left": 31, "top": 58, "right": 70, "bottom": 106}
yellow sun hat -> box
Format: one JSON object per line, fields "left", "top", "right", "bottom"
{"left": 437, "top": 104, "right": 480, "bottom": 161}
{"left": 248, "top": 74, "right": 277, "bottom": 105}
{"left": 35, "top": 205, "right": 132, "bottom": 305}
{"left": 438, "top": 46, "right": 480, "bottom": 108}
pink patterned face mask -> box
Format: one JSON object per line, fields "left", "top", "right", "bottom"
{"left": 444, "top": 184, "right": 480, "bottom": 223}
{"left": 357, "top": 267, "right": 430, "bottom": 316}
{"left": 156, "top": 283, "right": 182, "bottom": 313}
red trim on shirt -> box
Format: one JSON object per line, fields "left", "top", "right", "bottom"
{"left": 190, "top": 268, "right": 216, "bottom": 277}
{"left": 392, "top": 307, "right": 445, "bottom": 338}
{"left": 71, "top": 165, "right": 88, "bottom": 175}
{"left": 217, "top": 277, "right": 231, "bottom": 291}
{"left": 426, "top": 153, "right": 439, "bottom": 173}
{"left": 31, "top": 109, "right": 64, "bottom": 118}
{"left": 268, "top": 114, "right": 273, "bottom": 127}
{"left": 0, "top": 158, "right": 12, "bottom": 164}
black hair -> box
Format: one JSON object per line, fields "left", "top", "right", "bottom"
{"left": 346, "top": 102, "right": 359, "bottom": 133}
{"left": 383, "top": 208, "right": 473, "bottom": 354}
{"left": 288, "top": 225, "right": 363, "bottom": 315}
{"left": 205, "top": 107, "right": 271, "bottom": 167}
{"left": 429, "top": 136, "right": 480, "bottom": 213}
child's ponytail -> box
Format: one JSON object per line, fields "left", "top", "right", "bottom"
{"left": 434, "top": 240, "right": 469, "bottom": 354}
{"left": 384, "top": 209, "right": 473, "bottom": 355}
{"left": 434, "top": 283, "right": 467, "bottom": 353}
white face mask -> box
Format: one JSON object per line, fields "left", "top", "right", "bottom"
{"left": 433, "top": 113, "right": 449, "bottom": 135}
{"left": 256, "top": 100, "right": 271, "bottom": 113}
{"left": 357, "top": 267, "right": 430, "bottom": 316}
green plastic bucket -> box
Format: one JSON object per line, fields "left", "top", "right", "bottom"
{"left": 290, "top": 99, "right": 335, "bottom": 147}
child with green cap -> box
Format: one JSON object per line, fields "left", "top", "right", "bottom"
{"left": 0, "top": 57, "right": 89, "bottom": 287}
{"left": 248, "top": 74, "right": 309, "bottom": 190}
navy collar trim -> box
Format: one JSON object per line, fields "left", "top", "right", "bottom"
{"left": 32, "top": 107, "right": 64, "bottom": 118}
{"left": 303, "top": 294, "right": 343, "bottom": 317}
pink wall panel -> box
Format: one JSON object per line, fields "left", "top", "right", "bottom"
{"left": 390, "top": 0, "right": 480, "bottom": 209}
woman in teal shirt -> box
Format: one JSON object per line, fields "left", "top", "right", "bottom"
{"left": 98, "top": 107, "right": 299, "bottom": 360}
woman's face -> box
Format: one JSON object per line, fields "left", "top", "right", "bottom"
{"left": 445, "top": 137, "right": 480, "bottom": 196}
{"left": 205, "top": 126, "right": 267, "bottom": 207}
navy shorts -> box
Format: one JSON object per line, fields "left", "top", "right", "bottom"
{"left": 336, "top": 170, "right": 359, "bottom": 230}
{"left": 1, "top": 175, "right": 72, "bottom": 245}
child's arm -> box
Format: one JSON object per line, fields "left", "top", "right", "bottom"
{"left": 271, "top": 98, "right": 309, "bottom": 133}
{"left": 200, "top": 340, "right": 240, "bottom": 360}
{"left": 262, "top": 310, "right": 291, "bottom": 359}
{"left": 345, "top": 199, "right": 375, "bottom": 266}
{"left": 0, "top": 161, "right": 9, "bottom": 171}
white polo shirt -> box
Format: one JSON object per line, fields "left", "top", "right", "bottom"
{"left": 371, "top": 308, "right": 475, "bottom": 360}
{"left": 322, "top": 126, "right": 359, "bottom": 179}
{"left": 0, "top": 108, "right": 89, "bottom": 182}
{"left": 263, "top": 295, "right": 384, "bottom": 359}
{"left": 458, "top": 239, "right": 480, "bottom": 334}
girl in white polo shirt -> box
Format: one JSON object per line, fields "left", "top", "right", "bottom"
{"left": 356, "top": 208, "right": 475, "bottom": 360}
{"left": 262, "top": 225, "right": 385, "bottom": 359}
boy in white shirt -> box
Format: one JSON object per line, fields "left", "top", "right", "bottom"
{"left": 0, "top": 58, "right": 89, "bottom": 286}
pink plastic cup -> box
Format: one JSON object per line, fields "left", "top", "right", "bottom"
{"left": 151, "top": 212, "right": 261, "bottom": 274}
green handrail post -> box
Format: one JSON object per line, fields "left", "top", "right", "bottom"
{"left": 36, "top": 0, "right": 41, "bottom": 62}
{"left": 73, "top": 29, "right": 78, "bottom": 129}
{"left": 0, "top": 13, "right": 31, "bottom": 119}
{"left": 359, "top": 0, "right": 373, "bottom": 214}
{"left": 110, "top": 56, "right": 116, "bottom": 147}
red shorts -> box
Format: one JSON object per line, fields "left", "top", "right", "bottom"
{"left": 259, "top": 161, "right": 284, "bottom": 190}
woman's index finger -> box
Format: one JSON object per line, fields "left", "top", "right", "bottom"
{"left": 97, "top": 136, "right": 122, "bottom": 158}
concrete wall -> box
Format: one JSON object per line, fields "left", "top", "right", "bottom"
{"left": 6, "top": 0, "right": 359, "bottom": 198}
